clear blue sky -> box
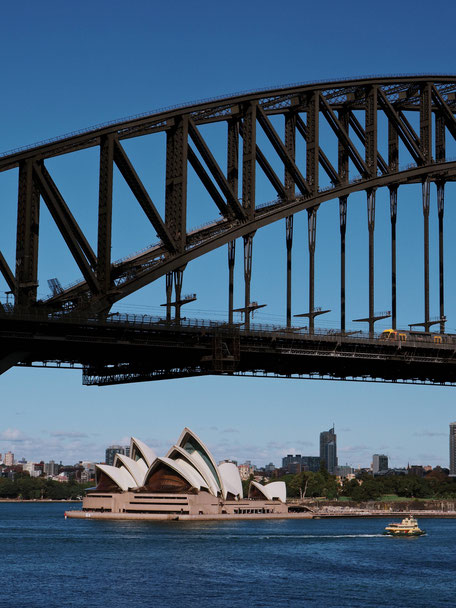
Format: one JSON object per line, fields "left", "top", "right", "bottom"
{"left": 1, "top": 0, "right": 455, "bottom": 468}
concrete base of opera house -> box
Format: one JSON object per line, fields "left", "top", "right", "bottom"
{"left": 66, "top": 490, "right": 297, "bottom": 520}
{"left": 65, "top": 510, "right": 314, "bottom": 521}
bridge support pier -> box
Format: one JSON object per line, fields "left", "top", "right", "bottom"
{"left": 389, "top": 186, "right": 397, "bottom": 330}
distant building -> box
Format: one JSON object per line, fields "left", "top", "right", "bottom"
{"left": 335, "top": 465, "right": 352, "bottom": 478}
{"left": 238, "top": 462, "right": 255, "bottom": 480}
{"left": 23, "top": 462, "right": 40, "bottom": 478}
{"left": 264, "top": 463, "right": 276, "bottom": 474}
{"left": 408, "top": 465, "right": 425, "bottom": 477}
{"left": 320, "top": 427, "right": 337, "bottom": 474}
{"left": 450, "top": 422, "right": 456, "bottom": 476}
{"left": 105, "top": 445, "right": 126, "bottom": 466}
{"left": 282, "top": 454, "right": 320, "bottom": 474}
{"left": 4, "top": 452, "right": 14, "bottom": 466}
{"left": 301, "top": 456, "right": 320, "bottom": 473}
{"left": 44, "top": 461, "right": 59, "bottom": 476}
{"left": 372, "top": 454, "right": 388, "bottom": 475}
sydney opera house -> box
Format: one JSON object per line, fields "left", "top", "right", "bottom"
{"left": 67, "top": 428, "right": 288, "bottom": 520}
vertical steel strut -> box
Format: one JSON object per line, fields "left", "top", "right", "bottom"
{"left": 437, "top": 182, "right": 445, "bottom": 333}
{"left": 227, "top": 118, "right": 239, "bottom": 325}
{"left": 228, "top": 240, "right": 235, "bottom": 324}
{"left": 242, "top": 102, "right": 256, "bottom": 330}
{"left": 174, "top": 267, "right": 184, "bottom": 322}
{"left": 422, "top": 180, "right": 430, "bottom": 332}
{"left": 339, "top": 196, "right": 347, "bottom": 332}
{"left": 15, "top": 160, "right": 40, "bottom": 308}
{"left": 286, "top": 216, "right": 293, "bottom": 328}
{"left": 307, "top": 207, "right": 317, "bottom": 334}
{"left": 367, "top": 189, "right": 376, "bottom": 337}
{"left": 166, "top": 272, "right": 173, "bottom": 322}
{"left": 97, "top": 135, "right": 114, "bottom": 297}
{"left": 389, "top": 186, "right": 398, "bottom": 329}
{"left": 243, "top": 234, "right": 253, "bottom": 329}
{"left": 285, "top": 112, "right": 296, "bottom": 328}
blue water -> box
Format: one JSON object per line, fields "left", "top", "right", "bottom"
{"left": 1, "top": 503, "right": 455, "bottom": 607}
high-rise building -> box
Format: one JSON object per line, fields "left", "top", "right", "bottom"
{"left": 4, "top": 452, "right": 14, "bottom": 466}
{"left": 320, "top": 427, "right": 337, "bottom": 474}
{"left": 282, "top": 454, "right": 320, "bottom": 474}
{"left": 105, "top": 445, "right": 126, "bottom": 466}
{"left": 373, "top": 454, "right": 389, "bottom": 475}
{"left": 450, "top": 422, "right": 456, "bottom": 476}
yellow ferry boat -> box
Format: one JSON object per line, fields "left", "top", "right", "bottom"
{"left": 383, "top": 516, "right": 425, "bottom": 536}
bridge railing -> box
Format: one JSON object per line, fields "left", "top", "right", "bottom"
{"left": 0, "top": 306, "right": 451, "bottom": 345}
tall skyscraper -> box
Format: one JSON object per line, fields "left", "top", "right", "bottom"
{"left": 4, "top": 451, "right": 14, "bottom": 466}
{"left": 450, "top": 422, "right": 456, "bottom": 476}
{"left": 373, "top": 454, "right": 388, "bottom": 475}
{"left": 320, "top": 427, "right": 337, "bottom": 474}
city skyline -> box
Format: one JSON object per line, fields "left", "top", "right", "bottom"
{"left": 0, "top": 410, "right": 452, "bottom": 471}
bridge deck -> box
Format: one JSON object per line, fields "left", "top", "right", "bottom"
{"left": 1, "top": 312, "right": 455, "bottom": 386}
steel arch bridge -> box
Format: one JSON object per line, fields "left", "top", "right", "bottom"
{"left": 2, "top": 75, "right": 456, "bottom": 385}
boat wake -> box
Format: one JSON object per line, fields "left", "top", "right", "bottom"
{"left": 220, "top": 533, "right": 386, "bottom": 540}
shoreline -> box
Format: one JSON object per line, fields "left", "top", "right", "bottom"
{"left": 0, "top": 499, "right": 81, "bottom": 503}
{"left": 64, "top": 509, "right": 456, "bottom": 521}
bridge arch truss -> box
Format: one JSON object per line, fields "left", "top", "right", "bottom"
{"left": 1, "top": 75, "right": 456, "bottom": 338}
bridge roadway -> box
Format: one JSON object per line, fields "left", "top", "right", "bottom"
{"left": 0, "top": 312, "right": 455, "bottom": 386}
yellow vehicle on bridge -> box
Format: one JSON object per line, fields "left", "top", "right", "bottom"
{"left": 380, "top": 329, "right": 444, "bottom": 344}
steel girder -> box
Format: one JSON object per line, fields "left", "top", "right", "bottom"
{"left": 2, "top": 76, "right": 456, "bottom": 319}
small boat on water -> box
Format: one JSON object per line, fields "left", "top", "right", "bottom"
{"left": 384, "top": 515, "right": 426, "bottom": 536}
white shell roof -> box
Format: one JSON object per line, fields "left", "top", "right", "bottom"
{"left": 174, "top": 427, "right": 225, "bottom": 497}
{"left": 144, "top": 457, "right": 207, "bottom": 491}
{"left": 130, "top": 437, "right": 156, "bottom": 468}
{"left": 249, "top": 480, "right": 287, "bottom": 502}
{"left": 113, "top": 454, "right": 146, "bottom": 487}
{"left": 96, "top": 464, "right": 137, "bottom": 492}
{"left": 219, "top": 462, "right": 243, "bottom": 499}
{"left": 167, "top": 445, "right": 219, "bottom": 497}
{"left": 264, "top": 481, "right": 287, "bottom": 502}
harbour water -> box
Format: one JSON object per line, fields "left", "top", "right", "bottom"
{"left": 2, "top": 502, "right": 455, "bottom": 607}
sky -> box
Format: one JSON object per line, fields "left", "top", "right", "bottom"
{"left": 1, "top": 0, "right": 456, "bottom": 469}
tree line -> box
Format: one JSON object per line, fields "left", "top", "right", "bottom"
{"left": 0, "top": 475, "right": 91, "bottom": 500}
{"left": 277, "top": 468, "right": 456, "bottom": 501}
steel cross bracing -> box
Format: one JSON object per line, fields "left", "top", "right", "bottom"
{"left": 3, "top": 75, "right": 456, "bottom": 384}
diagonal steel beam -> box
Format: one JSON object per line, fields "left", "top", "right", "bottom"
{"left": 0, "top": 250, "right": 15, "bottom": 291}
{"left": 397, "top": 110, "right": 421, "bottom": 148}
{"left": 348, "top": 112, "right": 388, "bottom": 174}
{"left": 431, "top": 85, "right": 456, "bottom": 140}
{"left": 187, "top": 145, "right": 231, "bottom": 217}
{"left": 239, "top": 123, "right": 286, "bottom": 199}
{"left": 256, "top": 105, "right": 311, "bottom": 196}
{"left": 377, "top": 89, "right": 425, "bottom": 165}
{"left": 319, "top": 94, "right": 369, "bottom": 177}
{"left": 113, "top": 139, "right": 176, "bottom": 252}
{"left": 36, "top": 164, "right": 97, "bottom": 268}
{"left": 33, "top": 162, "right": 100, "bottom": 294}
{"left": 188, "top": 118, "right": 245, "bottom": 220}
{"left": 295, "top": 115, "right": 339, "bottom": 185}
